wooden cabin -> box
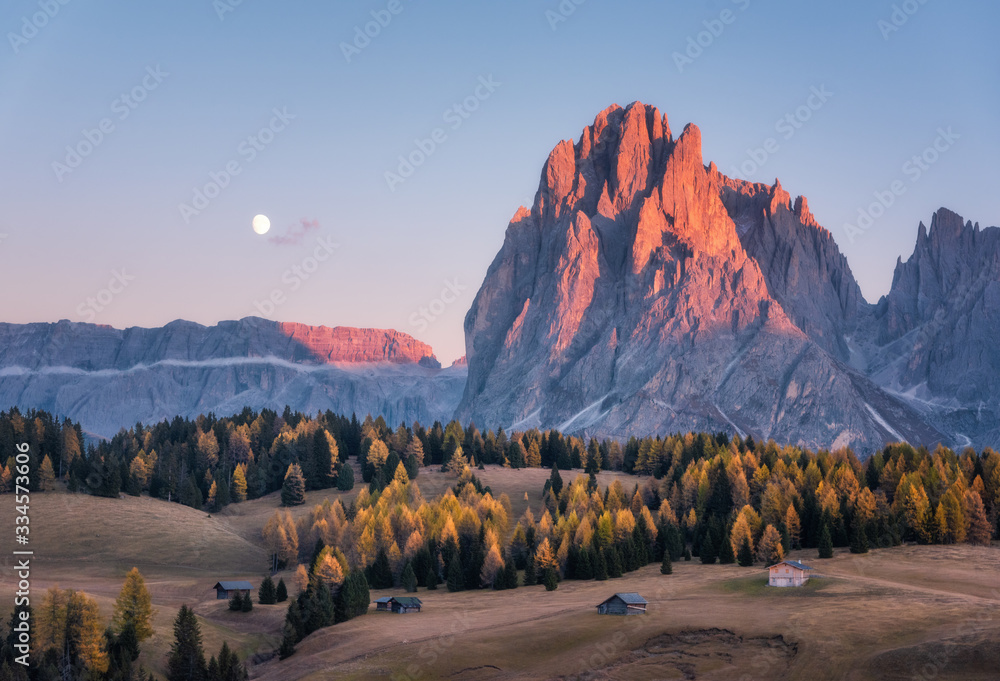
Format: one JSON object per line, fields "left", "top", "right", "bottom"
{"left": 373, "top": 596, "right": 422, "bottom": 613}
{"left": 596, "top": 593, "right": 648, "bottom": 615}
{"left": 389, "top": 597, "right": 422, "bottom": 614}
{"left": 214, "top": 581, "right": 254, "bottom": 600}
{"left": 767, "top": 560, "right": 813, "bottom": 587}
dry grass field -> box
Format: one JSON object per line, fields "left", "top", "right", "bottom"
{"left": 2, "top": 466, "right": 998, "bottom": 680}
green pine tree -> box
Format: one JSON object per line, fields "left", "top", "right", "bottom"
{"left": 718, "top": 530, "right": 736, "bottom": 564}
{"left": 278, "top": 623, "right": 297, "bottom": 660}
{"left": 401, "top": 562, "right": 418, "bottom": 593}
{"left": 595, "top": 548, "right": 609, "bottom": 580}
{"left": 275, "top": 578, "right": 288, "bottom": 603}
{"left": 336, "top": 463, "right": 355, "bottom": 491}
{"left": 258, "top": 576, "right": 277, "bottom": 605}
{"left": 167, "top": 605, "right": 207, "bottom": 681}
{"left": 523, "top": 555, "right": 537, "bottom": 586}
{"left": 737, "top": 536, "right": 754, "bottom": 567}
{"left": 818, "top": 523, "right": 834, "bottom": 559}
{"left": 425, "top": 562, "right": 440, "bottom": 590}
{"left": 699, "top": 531, "right": 717, "bottom": 564}
{"left": 281, "top": 463, "right": 306, "bottom": 507}
{"left": 543, "top": 567, "right": 559, "bottom": 591}
{"left": 576, "top": 547, "right": 593, "bottom": 580}
{"left": 447, "top": 556, "right": 465, "bottom": 592}
{"left": 661, "top": 551, "right": 673, "bottom": 575}
{"left": 849, "top": 521, "right": 869, "bottom": 554}
{"left": 606, "top": 547, "right": 623, "bottom": 578}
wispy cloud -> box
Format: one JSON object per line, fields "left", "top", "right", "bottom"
{"left": 269, "top": 218, "right": 320, "bottom": 246}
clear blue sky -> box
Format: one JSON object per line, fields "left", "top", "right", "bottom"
{"left": 1, "top": 0, "right": 997, "bottom": 364}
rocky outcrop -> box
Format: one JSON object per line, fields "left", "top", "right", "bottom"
{"left": 863, "top": 209, "right": 1000, "bottom": 446}
{"left": 718, "top": 176, "right": 866, "bottom": 363}
{"left": 458, "top": 102, "right": 943, "bottom": 452}
{"left": 0, "top": 318, "right": 464, "bottom": 438}
{"left": 0, "top": 318, "right": 440, "bottom": 370}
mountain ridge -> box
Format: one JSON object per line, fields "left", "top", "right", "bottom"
{"left": 458, "top": 101, "right": 994, "bottom": 451}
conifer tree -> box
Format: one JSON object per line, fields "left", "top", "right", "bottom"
{"left": 818, "top": 523, "right": 834, "bottom": 559}
{"left": 232, "top": 465, "right": 248, "bottom": 503}
{"left": 757, "top": 524, "right": 784, "bottom": 565}
{"left": 113, "top": 568, "right": 155, "bottom": 643}
{"left": 523, "top": 555, "right": 537, "bottom": 586}
{"left": 661, "top": 550, "right": 673, "bottom": 575}
{"left": 699, "top": 531, "right": 718, "bottom": 564}
{"left": 576, "top": 547, "right": 593, "bottom": 580}
{"left": 849, "top": 521, "right": 869, "bottom": 554}
{"left": 334, "top": 571, "right": 370, "bottom": 623}
{"left": 737, "top": 536, "right": 754, "bottom": 567}
{"left": 337, "top": 463, "right": 355, "bottom": 491}
{"left": 548, "top": 463, "right": 563, "bottom": 498}
{"left": 447, "top": 556, "right": 465, "bottom": 592}
{"left": 167, "top": 605, "right": 206, "bottom": 681}
{"left": 425, "top": 563, "right": 440, "bottom": 590}
{"left": 38, "top": 455, "right": 56, "bottom": 491}
{"left": 401, "top": 562, "right": 418, "bottom": 593}
{"left": 718, "top": 528, "right": 736, "bottom": 564}
{"left": 543, "top": 567, "right": 559, "bottom": 591}
{"left": 595, "top": 548, "right": 609, "bottom": 580}
{"left": 259, "top": 576, "right": 277, "bottom": 605}
{"left": 281, "top": 463, "right": 306, "bottom": 507}
{"left": 275, "top": 578, "right": 288, "bottom": 603}
{"left": 229, "top": 592, "right": 243, "bottom": 612}
{"left": 606, "top": 547, "right": 623, "bottom": 578}
{"left": 278, "top": 623, "right": 297, "bottom": 660}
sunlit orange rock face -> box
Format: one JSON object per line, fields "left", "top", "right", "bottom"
{"left": 276, "top": 323, "right": 439, "bottom": 366}
{"left": 458, "top": 102, "right": 952, "bottom": 451}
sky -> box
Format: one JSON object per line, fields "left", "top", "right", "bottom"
{"left": 1, "top": 0, "right": 997, "bottom": 365}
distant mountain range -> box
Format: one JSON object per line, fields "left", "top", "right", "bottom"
{"left": 0, "top": 318, "right": 466, "bottom": 439}
{"left": 4, "top": 102, "right": 997, "bottom": 452}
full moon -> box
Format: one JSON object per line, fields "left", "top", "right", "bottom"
{"left": 252, "top": 214, "right": 270, "bottom": 235}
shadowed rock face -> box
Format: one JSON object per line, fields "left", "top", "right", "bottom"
{"left": 864, "top": 209, "right": 1000, "bottom": 446}
{"left": 457, "top": 101, "right": 978, "bottom": 452}
{"left": 0, "top": 318, "right": 465, "bottom": 439}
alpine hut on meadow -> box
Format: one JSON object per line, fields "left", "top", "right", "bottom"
{"left": 596, "top": 593, "right": 648, "bottom": 616}
{"left": 213, "top": 581, "right": 253, "bottom": 600}
{"left": 767, "top": 560, "right": 813, "bottom": 587}
{"left": 389, "top": 597, "right": 422, "bottom": 613}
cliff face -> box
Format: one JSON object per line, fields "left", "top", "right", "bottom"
{"left": 0, "top": 318, "right": 441, "bottom": 370}
{"left": 458, "top": 102, "right": 941, "bottom": 451}
{"left": 718, "top": 176, "right": 867, "bottom": 363}
{"left": 865, "top": 209, "right": 1000, "bottom": 446}
{"left": 0, "top": 318, "right": 464, "bottom": 438}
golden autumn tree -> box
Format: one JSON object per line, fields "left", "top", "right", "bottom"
{"left": 38, "top": 455, "right": 56, "bottom": 491}
{"left": 232, "top": 463, "right": 248, "bottom": 502}
{"left": 481, "top": 543, "right": 504, "bottom": 587}
{"left": 756, "top": 524, "right": 784, "bottom": 565}
{"left": 113, "top": 567, "right": 155, "bottom": 642}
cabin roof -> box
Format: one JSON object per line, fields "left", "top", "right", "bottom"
{"left": 599, "top": 592, "right": 648, "bottom": 606}
{"left": 391, "top": 597, "right": 423, "bottom": 606}
{"left": 767, "top": 560, "right": 813, "bottom": 571}
{"left": 373, "top": 597, "right": 393, "bottom": 604}
{"left": 214, "top": 581, "right": 254, "bottom": 591}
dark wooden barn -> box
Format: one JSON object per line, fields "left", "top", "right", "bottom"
{"left": 373, "top": 596, "right": 423, "bottom": 613}
{"left": 214, "top": 581, "right": 253, "bottom": 600}
{"left": 596, "top": 593, "right": 648, "bottom": 615}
